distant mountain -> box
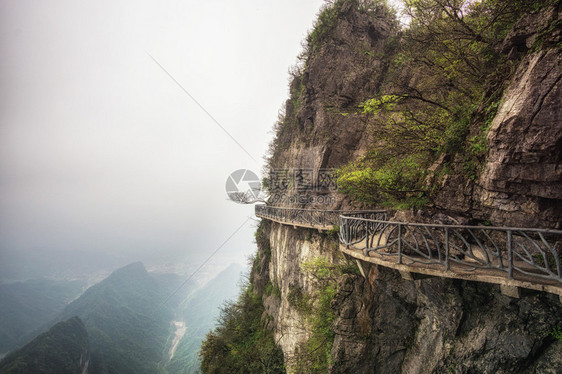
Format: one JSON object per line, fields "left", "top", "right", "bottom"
{"left": 0, "top": 317, "right": 89, "bottom": 374}
{"left": 0, "top": 279, "right": 85, "bottom": 354}
{"left": 0, "top": 260, "right": 229, "bottom": 374}
{"left": 58, "top": 262, "right": 182, "bottom": 374}
{"left": 166, "top": 263, "right": 246, "bottom": 374}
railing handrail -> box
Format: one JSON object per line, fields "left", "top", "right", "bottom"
{"left": 339, "top": 214, "right": 561, "bottom": 286}
{"left": 257, "top": 205, "right": 562, "bottom": 234}
{"left": 255, "top": 205, "right": 388, "bottom": 228}
{"left": 339, "top": 215, "right": 562, "bottom": 235}
{"left": 255, "top": 204, "right": 562, "bottom": 291}
{"left": 255, "top": 205, "right": 386, "bottom": 214}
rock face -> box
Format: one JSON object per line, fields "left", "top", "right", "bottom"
{"left": 477, "top": 47, "right": 562, "bottom": 228}
{"left": 254, "top": 221, "right": 342, "bottom": 369}
{"left": 269, "top": 2, "right": 398, "bottom": 210}
{"left": 258, "top": 2, "right": 562, "bottom": 373}
{"left": 330, "top": 268, "right": 562, "bottom": 374}
{"left": 438, "top": 45, "right": 562, "bottom": 229}
{"left": 258, "top": 222, "right": 562, "bottom": 373}
{"left": 435, "top": 6, "right": 562, "bottom": 229}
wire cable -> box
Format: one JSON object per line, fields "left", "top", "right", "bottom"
{"left": 161, "top": 216, "right": 252, "bottom": 305}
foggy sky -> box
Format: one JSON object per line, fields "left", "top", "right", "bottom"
{"left": 0, "top": 0, "right": 326, "bottom": 280}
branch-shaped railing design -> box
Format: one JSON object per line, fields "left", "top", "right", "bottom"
{"left": 255, "top": 205, "right": 562, "bottom": 287}
{"left": 339, "top": 215, "right": 562, "bottom": 284}
{"left": 255, "top": 205, "right": 387, "bottom": 228}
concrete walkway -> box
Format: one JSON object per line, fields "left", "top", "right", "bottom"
{"left": 255, "top": 206, "right": 562, "bottom": 300}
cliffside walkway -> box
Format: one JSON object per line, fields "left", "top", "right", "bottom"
{"left": 255, "top": 205, "right": 562, "bottom": 299}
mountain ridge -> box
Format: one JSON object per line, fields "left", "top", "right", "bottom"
{"left": 0, "top": 317, "right": 89, "bottom": 374}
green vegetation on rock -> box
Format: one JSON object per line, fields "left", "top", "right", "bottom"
{"left": 333, "top": 0, "right": 556, "bottom": 209}
{"left": 292, "top": 257, "right": 360, "bottom": 374}
{"left": 199, "top": 220, "right": 284, "bottom": 374}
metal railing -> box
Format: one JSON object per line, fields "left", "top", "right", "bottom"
{"left": 339, "top": 215, "right": 562, "bottom": 284}
{"left": 254, "top": 205, "right": 562, "bottom": 285}
{"left": 255, "top": 205, "right": 387, "bottom": 228}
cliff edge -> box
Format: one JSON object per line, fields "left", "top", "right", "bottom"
{"left": 202, "top": 1, "right": 562, "bottom": 373}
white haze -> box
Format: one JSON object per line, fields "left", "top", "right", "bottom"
{"left": 0, "top": 0, "right": 326, "bottom": 281}
{"left": 0, "top": 0, "right": 407, "bottom": 282}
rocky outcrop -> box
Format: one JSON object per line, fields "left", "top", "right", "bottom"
{"left": 477, "top": 47, "right": 562, "bottom": 228}
{"left": 437, "top": 46, "right": 562, "bottom": 229}
{"left": 435, "top": 5, "right": 562, "bottom": 229}
{"left": 258, "top": 219, "right": 562, "bottom": 373}
{"left": 330, "top": 271, "right": 417, "bottom": 374}
{"left": 257, "top": 2, "right": 562, "bottom": 373}
{"left": 269, "top": 2, "right": 398, "bottom": 208}
{"left": 331, "top": 267, "right": 562, "bottom": 374}
{"left": 254, "top": 221, "right": 343, "bottom": 370}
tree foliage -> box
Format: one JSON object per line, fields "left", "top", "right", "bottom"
{"left": 199, "top": 283, "right": 284, "bottom": 374}
{"left": 338, "top": 0, "right": 553, "bottom": 208}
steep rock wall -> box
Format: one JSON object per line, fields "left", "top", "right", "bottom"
{"left": 331, "top": 268, "right": 561, "bottom": 374}
{"left": 437, "top": 36, "right": 562, "bottom": 228}
{"left": 257, "top": 218, "right": 562, "bottom": 373}
{"left": 257, "top": 2, "right": 562, "bottom": 373}
{"left": 268, "top": 2, "right": 398, "bottom": 211}
{"left": 255, "top": 221, "right": 343, "bottom": 370}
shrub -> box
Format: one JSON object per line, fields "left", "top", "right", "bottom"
{"left": 551, "top": 326, "right": 562, "bottom": 342}
{"left": 199, "top": 283, "right": 285, "bottom": 374}
{"left": 338, "top": 153, "right": 428, "bottom": 206}
{"left": 335, "top": 0, "right": 541, "bottom": 208}
{"left": 292, "top": 257, "right": 359, "bottom": 373}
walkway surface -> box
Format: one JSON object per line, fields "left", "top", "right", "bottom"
{"left": 255, "top": 205, "right": 562, "bottom": 298}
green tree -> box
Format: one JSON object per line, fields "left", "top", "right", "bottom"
{"left": 338, "top": 0, "right": 551, "bottom": 207}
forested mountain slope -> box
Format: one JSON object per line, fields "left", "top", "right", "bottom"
{"left": 0, "top": 317, "right": 89, "bottom": 374}
{"left": 0, "top": 278, "right": 85, "bottom": 354}
{"left": 57, "top": 262, "right": 178, "bottom": 374}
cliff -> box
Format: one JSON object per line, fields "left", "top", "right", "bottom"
{"left": 440, "top": 6, "right": 562, "bottom": 229}
{"left": 266, "top": 0, "right": 398, "bottom": 203}
{"left": 202, "top": 1, "right": 562, "bottom": 373}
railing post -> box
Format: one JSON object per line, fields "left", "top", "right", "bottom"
{"left": 365, "top": 221, "right": 370, "bottom": 250}
{"left": 445, "top": 228, "right": 450, "bottom": 271}
{"left": 362, "top": 220, "right": 369, "bottom": 256}
{"left": 398, "top": 224, "right": 402, "bottom": 265}
{"left": 507, "top": 230, "right": 513, "bottom": 279}
{"left": 344, "top": 217, "right": 348, "bottom": 246}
